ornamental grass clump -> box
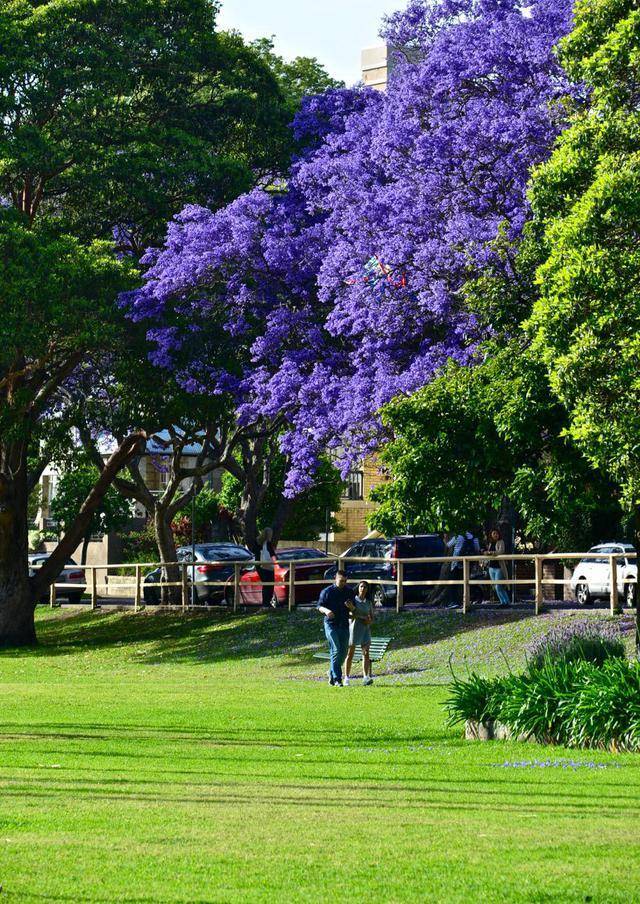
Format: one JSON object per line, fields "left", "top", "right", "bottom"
{"left": 526, "top": 620, "right": 625, "bottom": 671}
{"left": 445, "top": 673, "right": 517, "bottom": 726}
{"left": 447, "top": 658, "right": 640, "bottom": 752}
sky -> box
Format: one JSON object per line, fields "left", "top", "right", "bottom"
{"left": 216, "top": 0, "right": 402, "bottom": 86}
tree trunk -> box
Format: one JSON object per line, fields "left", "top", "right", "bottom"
{"left": 634, "top": 507, "right": 640, "bottom": 661}
{"left": 238, "top": 486, "right": 260, "bottom": 552}
{"left": 80, "top": 531, "right": 91, "bottom": 566}
{"left": 0, "top": 470, "right": 35, "bottom": 647}
{"left": 154, "top": 507, "right": 180, "bottom": 605}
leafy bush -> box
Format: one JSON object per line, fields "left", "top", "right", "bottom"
{"left": 526, "top": 620, "right": 625, "bottom": 670}
{"left": 445, "top": 673, "right": 517, "bottom": 726}
{"left": 446, "top": 657, "right": 640, "bottom": 752}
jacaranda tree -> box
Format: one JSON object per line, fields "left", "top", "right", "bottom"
{"left": 129, "top": 0, "right": 574, "bottom": 498}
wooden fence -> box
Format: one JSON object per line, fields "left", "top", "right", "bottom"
{"left": 36, "top": 550, "right": 638, "bottom": 617}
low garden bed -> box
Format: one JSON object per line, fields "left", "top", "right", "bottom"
{"left": 447, "top": 621, "right": 640, "bottom": 752}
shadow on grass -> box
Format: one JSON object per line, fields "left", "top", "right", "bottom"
{"left": 9, "top": 605, "right": 620, "bottom": 672}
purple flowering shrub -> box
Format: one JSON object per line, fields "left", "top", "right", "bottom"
{"left": 526, "top": 620, "right": 625, "bottom": 670}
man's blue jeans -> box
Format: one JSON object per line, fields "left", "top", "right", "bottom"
{"left": 324, "top": 621, "right": 349, "bottom": 683}
{"left": 489, "top": 566, "right": 511, "bottom": 605}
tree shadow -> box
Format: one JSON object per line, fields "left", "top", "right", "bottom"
{"left": 12, "top": 604, "right": 625, "bottom": 673}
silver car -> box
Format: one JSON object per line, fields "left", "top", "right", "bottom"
{"left": 28, "top": 554, "right": 87, "bottom": 603}
{"left": 570, "top": 543, "right": 637, "bottom": 607}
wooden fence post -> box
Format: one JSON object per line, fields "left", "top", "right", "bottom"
{"left": 534, "top": 556, "right": 543, "bottom": 616}
{"left": 134, "top": 564, "right": 141, "bottom": 613}
{"left": 233, "top": 562, "right": 240, "bottom": 613}
{"left": 181, "top": 563, "right": 188, "bottom": 611}
{"left": 462, "top": 558, "right": 471, "bottom": 614}
{"left": 288, "top": 562, "right": 296, "bottom": 612}
{"left": 610, "top": 554, "right": 620, "bottom": 615}
{"left": 49, "top": 581, "right": 56, "bottom": 608}
{"left": 396, "top": 561, "right": 404, "bottom": 612}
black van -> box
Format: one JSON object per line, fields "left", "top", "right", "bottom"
{"left": 324, "top": 534, "right": 446, "bottom": 607}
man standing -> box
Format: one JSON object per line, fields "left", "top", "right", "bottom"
{"left": 446, "top": 530, "right": 480, "bottom": 607}
{"left": 317, "top": 570, "right": 355, "bottom": 686}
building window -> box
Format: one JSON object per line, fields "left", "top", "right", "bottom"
{"left": 342, "top": 470, "right": 364, "bottom": 501}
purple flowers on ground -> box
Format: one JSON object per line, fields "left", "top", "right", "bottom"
{"left": 494, "top": 759, "right": 618, "bottom": 770}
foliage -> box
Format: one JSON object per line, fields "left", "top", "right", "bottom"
{"left": 526, "top": 620, "right": 626, "bottom": 670}
{"left": 249, "top": 37, "right": 344, "bottom": 119}
{"left": 50, "top": 457, "right": 133, "bottom": 542}
{"left": 126, "top": 0, "right": 574, "bottom": 493}
{"left": 214, "top": 455, "right": 344, "bottom": 540}
{"left": 0, "top": 212, "right": 135, "bottom": 444}
{"left": 527, "top": 0, "right": 640, "bottom": 515}
{"left": 1, "top": 0, "right": 294, "bottom": 251}
{"left": 445, "top": 672, "right": 517, "bottom": 726}
{"left": 369, "top": 345, "right": 625, "bottom": 548}
{"left": 119, "top": 522, "right": 159, "bottom": 565}
{"left": 447, "top": 655, "right": 640, "bottom": 752}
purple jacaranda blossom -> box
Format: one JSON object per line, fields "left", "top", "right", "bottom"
{"left": 123, "top": 0, "right": 575, "bottom": 495}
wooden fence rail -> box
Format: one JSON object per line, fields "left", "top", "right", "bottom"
{"left": 32, "top": 551, "right": 637, "bottom": 617}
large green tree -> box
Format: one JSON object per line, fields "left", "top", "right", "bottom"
{"left": 1, "top": 0, "right": 291, "bottom": 250}
{"left": 369, "top": 341, "right": 624, "bottom": 551}
{"left": 0, "top": 213, "right": 143, "bottom": 644}
{"left": 527, "top": 0, "right": 640, "bottom": 642}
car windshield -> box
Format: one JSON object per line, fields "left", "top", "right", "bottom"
{"left": 198, "top": 546, "right": 251, "bottom": 561}
{"left": 276, "top": 549, "right": 325, "bottom": 561}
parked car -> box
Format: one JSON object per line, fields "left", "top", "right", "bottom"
{"left": 570, "top": 543, "right": 637, "bottom": 607}
{"left": 232, "top": 547, "right": 331, "bottom": 607}
{"left": 324, "top": 534, "right": 446, "bottom": 607}
{"left": 143, "top": 543, "right": 253, "bottom": 605}
{"left": 28, "top": 554, "right": 86, "bottom": 603}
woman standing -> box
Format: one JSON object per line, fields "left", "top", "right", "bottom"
{"left": 486, "top": 528, "right": 510, "bottom": 606}
{"left": 255, "top": 527, "right": 277, "bottom": 608}
{"left": 344, "top": 580, "right": 374, "bottom": 686}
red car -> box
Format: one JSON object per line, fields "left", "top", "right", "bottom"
{"left": 232, "top": 548, "right": 332, "bottom": 607}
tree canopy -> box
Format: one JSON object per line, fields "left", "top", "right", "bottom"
{"left": 527, "top": 0, "right": 640, "bottom": 518}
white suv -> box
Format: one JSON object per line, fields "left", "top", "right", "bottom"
{"left": 570, "top": 543, "right": 637, "bottom": 607}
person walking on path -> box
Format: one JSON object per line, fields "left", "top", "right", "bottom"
{"left": 446, "top": 530, "right": 480, "bottom": 606}
{"left": 255, "top": 527, "right": 277, "bottom": 608}
{"left": 485, "top": 528, "right": 510, "bottom": 606}
{"left": 317, "top": 570, "right": 355, "bottom": 686}
{"left": 344, "top": 580, "right": 375, "bottom": 686}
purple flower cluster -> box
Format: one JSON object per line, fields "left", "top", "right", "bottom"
{"left": 123, "top": 0, "right": 574, "bottom": 494}
{"left": 526, "top": 619, "right": 625, "bottom": 669}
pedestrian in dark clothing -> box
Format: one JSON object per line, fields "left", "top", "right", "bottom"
{"left": 255, "top": 527, "right": 277, "bottom": 608}
{"left": 446, "top": 531, "right": 480, "bottom": 606}
{"left": 317, "top": 570, "right": 356, "bottom": 686}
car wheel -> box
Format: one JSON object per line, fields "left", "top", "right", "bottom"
{"left": 575, "top": 582, "right": 592, "bottom": 606}
{"left": 624, "top": 581, "right": 637, "bottom": 608}
{"left": 372, "top": 586, "right": 386, "bottom": 608}
{"left": 224, "top": 586, "right": 235, "bottom": 607}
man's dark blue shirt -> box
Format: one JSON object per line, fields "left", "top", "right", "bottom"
{"left": 317, "top": 584, "right": 355, "bottom": 629}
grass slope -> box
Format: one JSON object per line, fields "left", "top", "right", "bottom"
{"left": 0, "top": 607, "right": 638, "bottom": 903}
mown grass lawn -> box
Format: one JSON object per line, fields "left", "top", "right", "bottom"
{"left": 0, "top": 606, "right": 638, "bottom": 902}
